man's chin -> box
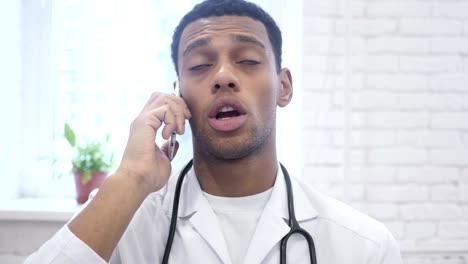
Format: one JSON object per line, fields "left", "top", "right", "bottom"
{"left": 192, "top": 124, "right": 273, "bottom": 161}
{"left": 196, "top": 137, "right": 263, "bottom": 161}
{"left": 204, "top": 144, "right": 256, "bottom": 161}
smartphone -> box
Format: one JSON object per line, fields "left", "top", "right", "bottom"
{"left": 168, "top": 132, "right": 176, "bottom": 161}
{"left": 168, "top": 81, "right": 180, "bottom": 160}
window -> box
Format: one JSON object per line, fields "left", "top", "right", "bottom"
{"left": 4, "top": 0, "right": 302, "bottom": 198}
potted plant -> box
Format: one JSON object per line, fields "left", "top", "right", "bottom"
{"left": 63, "top": 123, "right": 115, "bottom": 204}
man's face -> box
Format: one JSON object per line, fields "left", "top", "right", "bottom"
{"left": 177, "top": 16, "right": 292, "bottom": 160}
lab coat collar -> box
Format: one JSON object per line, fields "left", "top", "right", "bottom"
{"left": 270, "top": 163, "right": 319, "bottom": 222}
{"left": 162, "top": 162, "right": 319, "bottom": 264}
{"left": 243, "top": 163, "right": 319, "bottom": 263}
{"left": 163, "top": 166, "right": 232, "bottom": 263}
{"left": 163, "top": 162, "right": 319, "bottom": 220}
{"left": 167, "top": 167, "right": 203, "bottom": 218}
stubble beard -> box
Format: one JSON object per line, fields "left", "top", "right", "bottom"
{"left": 191, "top": 114, "right": 276, "bottom": 161}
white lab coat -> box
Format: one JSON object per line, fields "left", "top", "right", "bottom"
{"left": 26, "top": 164, "right": 402, "bottom": 263}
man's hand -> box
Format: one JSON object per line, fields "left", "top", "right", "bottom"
{"left": 117, "top": 92, "right": 191, "bottom": 194}
{"left": 67, "top": 91, "right": 191, "bottom": 261}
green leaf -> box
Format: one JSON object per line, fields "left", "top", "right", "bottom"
{"left": 61, "top": 123, "right": 114, "bottom": 174}
{"left": 64, "top": 123, "right": 76, "bottom": 147}
{"left": 109, "top": 153, "right": 115, "bottom": 165}
{"left": 82, "top": 170, "right": 92, "bottom": 185}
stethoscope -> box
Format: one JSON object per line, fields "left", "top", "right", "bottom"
{"left": 162, "top": 159, "right": 317, "bottom": 264}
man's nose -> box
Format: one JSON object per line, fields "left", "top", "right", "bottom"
{"left": 211, "top": 63, "right": 240, "bottom": 93}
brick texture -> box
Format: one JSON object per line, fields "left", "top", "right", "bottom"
{"left": 303, "top": 0, "right": 468, "bottom": 263}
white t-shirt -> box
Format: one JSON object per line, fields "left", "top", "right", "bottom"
{"left": 203, "top": 188, "right": 273, "bottom": 264}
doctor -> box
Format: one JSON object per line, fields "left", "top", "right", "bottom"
{"left": 26, "top": 0, "right": 402, "bottom": 263}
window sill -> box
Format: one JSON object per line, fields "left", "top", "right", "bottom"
{"left": 0, "top": 198, "right": 81, "bottom": 222}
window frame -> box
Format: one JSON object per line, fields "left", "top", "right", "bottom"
{"left": 14, "top": 0, "right": 303, "bottom": 198}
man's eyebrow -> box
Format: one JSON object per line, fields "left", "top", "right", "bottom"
{"left": 182, "top": 38, "right": 211, "bottom": 57}
{"left": 232, "top": 34, "right": 265, "bottom": 49}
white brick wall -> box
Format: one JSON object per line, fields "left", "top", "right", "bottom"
{"left": 366, "top": 2, "right": 431, "bottom": 17}
{"left": 401, "top": 19, "right": 463, "bottom": 35}
{"left": 433, "top": 2, "right": 468, "bottom": 19}
{"left": 302, "top": 0, "right": 468, "bottom": 263}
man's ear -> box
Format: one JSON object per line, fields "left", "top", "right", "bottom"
{"left": 277, "top": 68, "right": 293, "bottom": 107}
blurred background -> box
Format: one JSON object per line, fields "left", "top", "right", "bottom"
{"left": 0, "top": 0, "right": 467, "bottom": 263}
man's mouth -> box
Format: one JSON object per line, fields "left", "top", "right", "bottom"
{"left": 216, "top": 106, "right": 241, "bottom": 119}
{"left": 208, "top": 98, "right": 247, "bottom": 119}
{"left": 208, "top": 98, "right": 248, "bottom": 132}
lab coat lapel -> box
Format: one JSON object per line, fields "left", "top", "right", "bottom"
{"left": 243, "top": 164, "right": 318, "bottom": 264}
{"left": 243, "top": 203, "right": 290, "bottom": 264}
{"left": 164, "top": 167, "right": 232, "bottom": 264}
{"left": 189, "top": 199, "right": 232, "bottom": 264}
{"left": 163, "top": 162, "right": 318, "bottom": 264}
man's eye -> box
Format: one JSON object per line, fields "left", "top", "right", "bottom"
{"left": 189, "top": 64, "right": 211, "bottom": 71}
{"left": 238, "top": 60, "right": 260, "bottom": 65}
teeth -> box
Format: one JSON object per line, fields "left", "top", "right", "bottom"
{"left": 219, "top": 106, "right": 235, "bottom": 113}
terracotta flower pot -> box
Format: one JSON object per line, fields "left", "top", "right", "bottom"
{"left": 73, "top": 171, "right": 108, "bottom": 204}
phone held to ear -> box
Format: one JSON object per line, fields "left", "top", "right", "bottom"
{"left": 168, "top": 81, "right": 180, "bottom": 161}
{"left": 168, "top": 132, "right": 176, "bottom": 161}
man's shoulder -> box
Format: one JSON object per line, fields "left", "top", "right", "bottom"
{"left": 295, "top": 177, "right": 392, "bottom": 245}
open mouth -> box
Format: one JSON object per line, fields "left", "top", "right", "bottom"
{"left": 207, "top": 97, "right": 248, "bottom": 132}
{"left": 208, "top": 97, "right": 247, "bottom": 120}
{"left": 215, "top": 106, "right": 241, "bottom": 119}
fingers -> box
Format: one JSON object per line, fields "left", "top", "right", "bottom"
{"left": 152, "top": 93, "right": 191, "bottom": 118}
{"left": 139, "top": 92, "right": 192, "bottom": 138}
{"left": 141, "top": 91, "right": 162, "bottom": 112}
{"left": 163, "top": 95, "right": 190, "bottom": 135}
{"left": 142, "top": 92, "right": 191, "bottom": 118}
{"left": 142, "top": 105, "right": 176, "bottom": 140}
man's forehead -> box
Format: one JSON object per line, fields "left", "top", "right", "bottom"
{"left": 178, "top": 16, "right": 270, "bottom": 53}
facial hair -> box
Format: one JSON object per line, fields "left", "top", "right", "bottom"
{"left": 190, "top": 110, "right": 276, "bottom": 161}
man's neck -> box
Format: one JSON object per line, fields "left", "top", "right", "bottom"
{"left": 192, "top": 142, "right": 278, "bottom": 197}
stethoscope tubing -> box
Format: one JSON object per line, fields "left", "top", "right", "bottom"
{"left": 162, "top": 160, "right": 317, "bottom": 264}
{"left": 162, "top": 159, "right": 193, "bottom": 264}
{"left": 279, "top": 163, "right": 317, "bottom": 264}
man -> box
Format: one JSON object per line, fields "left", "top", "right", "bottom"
{"left": 26, "top": 0, "right": 402, "bottom": 263}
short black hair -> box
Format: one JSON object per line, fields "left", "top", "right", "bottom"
{"left": 171, "top": 0, "right": 282, "bottom": 76}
